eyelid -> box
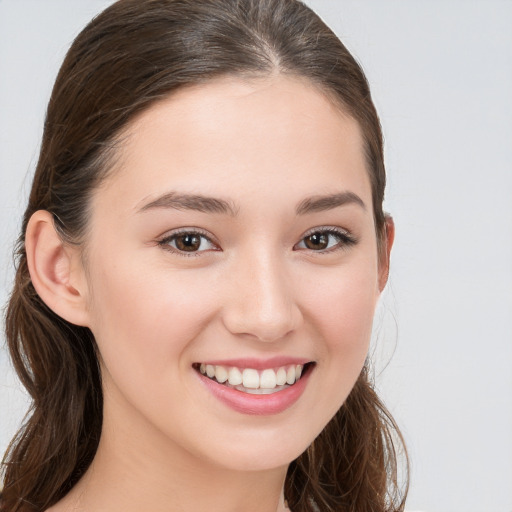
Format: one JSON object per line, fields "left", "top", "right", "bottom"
{"left": 294, "top": 225, "right": 358, "bottom": 253}
{"left": 300, "top": 225, "right": 352, "bottom": 238}
{"left": 156, "top": 225, "right": 357, "bottom": 256}
{"left": 157, "top": 227, "right": 220, "bottom": 256}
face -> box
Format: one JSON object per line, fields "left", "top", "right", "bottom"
{"left": 81, "top": 75, "right": 387, "bottom": 472}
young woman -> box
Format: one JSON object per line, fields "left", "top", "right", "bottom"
{"left": 1, "top": 1, "right": 408, "bottom": 511}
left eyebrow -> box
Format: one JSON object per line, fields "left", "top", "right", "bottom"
{"left": 296, "top": 191, "right": 366, "bottom": 215}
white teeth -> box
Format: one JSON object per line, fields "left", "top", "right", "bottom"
{"left": 286, "top": 366, "right": 296, "bottom": 385}
{"left": 206, "top": 364, "right": 215, "bottom": 378}
{"left": 260, "top": 369, "right": 277, "bottom": 389}
{"left": 276, "top": 367, "right": 287, "bottom": 386}
{"left": 234, "top": 384, "right": 288, "bottom": 394}
{"left": 242, "top": 368, "right": 260, "bottom": 389}
{"left": 228, "top": 367, "right": 243, "bottom": 386}
{"left": 215, "top": 365, "right": 228, "bottom": 383}
{"left": 198, "top": 363, "right": 308, "bottom": 390}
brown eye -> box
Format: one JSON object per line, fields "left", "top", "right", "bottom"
{"left": 175, "top": 233, "right": 202, "bottom": 252}
{"left": 304, "top": 233, "right": 329, "bottom": 250}
{"left": 296, "top": 228, "right": 357, "bottom": 253}
{"left": 159, "top": 231, "right": 216, "bottom": 254}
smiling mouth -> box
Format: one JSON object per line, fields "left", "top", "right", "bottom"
{"left": 192, "top": 362, "right": 315, "bottom": 395}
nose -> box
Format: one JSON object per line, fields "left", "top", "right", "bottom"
{"left": 221, "top": 248, "right": 303, "bottom": 343}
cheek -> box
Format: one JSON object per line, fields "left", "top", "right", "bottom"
{"left": 283, "top": 259, "right": 380, "bottom": 440}
{"left": 86, "top": 256, "right": 220, "bottom": 387}
{"left": 301, "top": 259, "right": 379, "bottom": 348}
{"left": 299, "top": 259, "right": 378, "bottom": 393}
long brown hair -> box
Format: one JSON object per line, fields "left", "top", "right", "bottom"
{"left": 1, "top": 1, "right": 408, "bottom": 510}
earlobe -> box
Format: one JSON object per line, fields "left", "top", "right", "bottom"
{"left": 25, "top": 210, "right": 90, "bottom": 327}
{"left": 378, "top": 215, "right": 395, "bottom": 291}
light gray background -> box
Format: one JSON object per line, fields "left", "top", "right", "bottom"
{"left": 1, "top": 1, "right": 511, "bottom": 511}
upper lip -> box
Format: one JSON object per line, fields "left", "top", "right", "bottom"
{"left": 194, "top": 356, "right": 313, "bottom": 370}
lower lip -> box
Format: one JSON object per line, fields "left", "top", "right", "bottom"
{"left": 197, "top": 366, "right": 313, "bottom": 415}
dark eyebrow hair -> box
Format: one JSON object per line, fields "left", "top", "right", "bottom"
{"left": 137, "top": 192, "right": 238, "bottom": 216}
{"left": 296, "top": 191, "right": 366, "bottom": 215}
{"left": 137, "top": 190, "right": 365, "bottom": 217}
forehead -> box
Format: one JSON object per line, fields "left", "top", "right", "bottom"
{"left": 96, "top": 75, "right": 371, "bottom": 215}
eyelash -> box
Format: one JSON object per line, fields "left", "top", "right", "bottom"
{"left": 157, "top": 228, "right": 219, "bottom": 257}
{"left": 157, "top": 226, "right": 358, "bottom": 257}
{"left": 295, "top": 226, "right": 358, "bottom": 254}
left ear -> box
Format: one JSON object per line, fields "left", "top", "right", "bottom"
{"left": 378, "top": 215, "right": 395, "bottom": 291}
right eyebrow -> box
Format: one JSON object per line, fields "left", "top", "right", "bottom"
{"left": 136, "top": 191, "right": 239, "bottom": 216}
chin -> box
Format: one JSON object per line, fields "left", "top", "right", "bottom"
{"left": 191, "top": 423, "right": 320, "bottom": 473}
